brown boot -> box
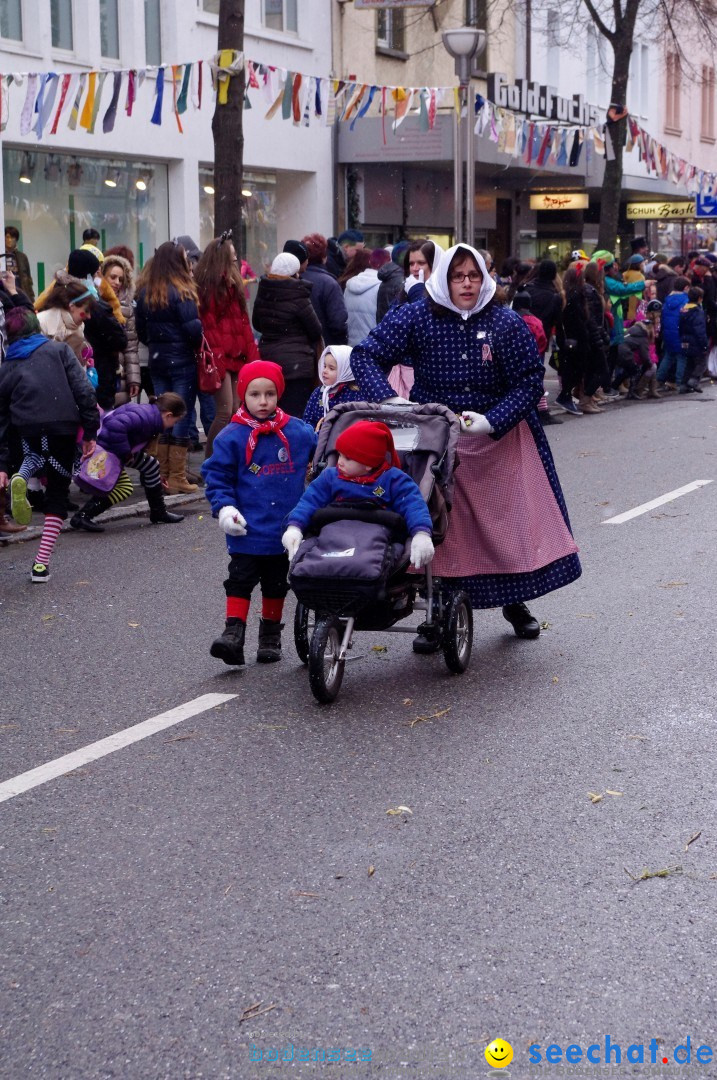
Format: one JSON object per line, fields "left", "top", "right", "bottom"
{"left": 166, "top": 440, "right": 198, "bottom": 495}
{"left": 0, "top": 489, "right": 27, "bottom": 534}
{"left": 646, "top": 374, "right": 661, "bottom": 399}
{"left": 145, "top": 436, "right": 160, "bottom": 458}
{"left": 156, "top": 438, "right": 170, "bottom": 484}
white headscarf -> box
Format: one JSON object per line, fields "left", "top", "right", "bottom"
{"left": 318, "top": 344, "right": 354, "bottom": 414}
{"left": 425, "top": 243, "right": 496, "bottom": 320}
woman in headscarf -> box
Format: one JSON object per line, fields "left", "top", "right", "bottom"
{"left": 349, "top": 243, "right": 581, "bottom": 645}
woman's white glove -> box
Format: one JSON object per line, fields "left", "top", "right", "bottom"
{"left": 410, "top": 531, "right": 435, "bottom": 569}
{"left": 218, "top": 505, "right": 247, "bottom": 536}
{"left": 460, "top": 411, "right": 493, "bottom": 436}
{"left": 403, "top": 272, "right": 424, "bottom": 293}
{"left": 382, "top": 396, "right": 412, "bottom": 405}
{"left": 282, "top": 526, "right": 303, "bottom": 560}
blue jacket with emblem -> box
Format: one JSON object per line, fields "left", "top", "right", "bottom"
{"left": 661, "top": 291, "right": 689, "bottom": 353}
{"left": 201, "top": 416, "right": 317, "bottom": 555}
{"left": 287, "top": 465, "right": 432, "bottom": 537}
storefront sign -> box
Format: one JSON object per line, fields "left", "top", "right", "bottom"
{"left": 354, "top": 1, "right": 434, "bottom": 7}
{"left": 626, "top": 201, "right": 695, "bottom": 219}
{"left": 530, "top": 193, "right": 589, "bottom": 210}
{"left": 488, "top": 73, "right": 601, "bottom": 127}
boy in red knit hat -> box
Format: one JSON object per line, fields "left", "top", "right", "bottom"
{"left": 202, "top": 360, "right": 317, "bottom": 666}
{"left": 282, "top": 419, "right": 434, "bottom": 568}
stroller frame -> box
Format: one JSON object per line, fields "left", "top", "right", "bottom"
{"left": 291, "top": 402, "right": 473, "bottom": 704}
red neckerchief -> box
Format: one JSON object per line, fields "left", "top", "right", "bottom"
{"left": 231, "top": 405, "right": 292, "bottom": 468}
{"left": 337, "top": 460, "right": 393, "bottom": 486}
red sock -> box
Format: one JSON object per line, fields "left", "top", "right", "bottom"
{"left": 36, "top": 514, "right": 63, "bottom": 565}
{"left": 226, "top": 596, "right": 250, "bottom": 622}
{"left": 262, "top": 597, "right": 284, "bottom": 622}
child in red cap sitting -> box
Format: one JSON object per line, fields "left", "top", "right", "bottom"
{"left": 282, "top": 419, "right": 434, "bottom": 568}
{"left": 202, "top": 359, "right": 317, "bottom": 666}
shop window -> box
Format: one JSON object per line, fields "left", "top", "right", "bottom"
{"left": 665, "top": 52, "right": 681, "bottom": 132}
{"left": 100, "top": 0, "right": 119, "bottom": 60}
{"left": 202, "top": 0, "right": 220, "bottom": 11}
{"left": 0, "top": 0, "right": 22, "bottom": 41}
{"left": 263, "top": 0, "right": 297, "bottom": 34}
{"left": 145, "top": 0, "right": 161, "bottom": 65}
{"left": 376, "top": 9, "right": 405, "bottom": 54}
{"left": 701, "top": 65, "right": 715, "bottom": 141}
{"left": 466, "top": 0, "right": 488, "bottom": 73}
{"left": 51, "top": 0, "right": 73, "bottom": 51}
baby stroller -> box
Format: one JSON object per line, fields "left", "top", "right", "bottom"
{"left": 289, "top": 401, "right": 473, "bottom": 703}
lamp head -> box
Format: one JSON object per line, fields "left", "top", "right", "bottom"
{"left": 441, "top": 27, "right": 485, "bottom": 59}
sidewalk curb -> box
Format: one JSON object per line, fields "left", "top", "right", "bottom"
{"left": 0, "top": 492, "right": 206, "bottom": 548}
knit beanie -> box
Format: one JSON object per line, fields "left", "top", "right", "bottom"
{"left": 5, "top": 307, "right": 42, "bottom": 342}
{"left": 337, "top": 229, "right": 364, "bottom": 246}
{"left": 79, "top": 243, "right": 104, "bottom": 264}
{"left": 335, "top": 420, "right": 401, "bottom": 471}
{"left": 391, "top": 240, "right": 411, "bottom": 266}
{"left": 68, "top": 248, "right": 101, "bottom": 278}
{"left": 283, "top": 239, "right": 308, "bottom": 264}
{"left": 237, "top": 360, "right": 286, "bottom": 404}
{"left": 591, "top": 249, "right": 615, "bottom": 269}
{"left": 270, "top": 252, "right": 300, "bottom": 277}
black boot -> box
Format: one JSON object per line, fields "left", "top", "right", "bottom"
{"left": 210, "top": 620, "right": 246, "bottom": 665}
{"left": 257, "top": 619, "right": 284, "bottom": 663}
{"left": 70, "top": 495, "right": 111, "bottom": 533}
{"left": 145, "top": 484, "right": 184, "bottom": 524}
{"left": 502, "top": 602, "right": 540, "bottom": 639}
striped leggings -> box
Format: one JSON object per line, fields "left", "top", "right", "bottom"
{"left": 107, "top": 453, "right": 161, "bottom": 507}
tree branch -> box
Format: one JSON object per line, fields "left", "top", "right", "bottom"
{"left": 580, "top": 0, "right": 615, "bottom": 43}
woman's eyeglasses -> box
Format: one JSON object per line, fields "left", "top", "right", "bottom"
{"left": 449, "top": 271, "right": 482, "bottom": 283}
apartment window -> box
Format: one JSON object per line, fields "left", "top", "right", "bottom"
{"left": 546, "top": 10, "right": 560, "bottom": 81}
{"left": 701, "top": 65, "right": 715, "bottom": 140}
{"left": 263, "top": 0, "right": 298, "bottom": 33}
{"left": 466, "top": 0, "right": 489, "bottom": 72}
{"left": 144, "top": 0, "right": 161, "bottom": 65}
{"left": 51, "top": 0, "right": 73, "bottom": 50}
{"left": 376, "top": 9, "right": 405, "bottom": 53}
{"left": 628, "top": 42, "right": 649, "bottom": 119}
{"left": 201, "top": 0, "right": 220, "bottom": 12}
{"left": 665, "top": 52, "right": 681, "bottom": 132}
{"left": 100, "top": 0, "right": 119, "bottom": 59}
{"left": 0, "top": 0, "right": 22, "bottom": 41}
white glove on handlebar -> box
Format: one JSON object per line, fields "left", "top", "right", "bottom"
{"left": 410, "top": 531, "right": 435, "bottom": 569}
{"left": 282, "top": 525, "right": 303, "bottom": 560}
{"left": 460, "top": 411, "right": 493, "bottom": 436}
{"left": 218, "top": 505, "right": 247, "bottom": 536}
{"left": 382, "top": 396, "right": 412, "bottom": 405}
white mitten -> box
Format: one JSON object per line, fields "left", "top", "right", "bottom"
{"left": 460, "top": 411, "right": 493, "bottom": 436}
{"left": 282, "top": 525, "right": 303, "bottom": 560}
{"left": 410, "top": 531, "right": 435, "bottom": 569}
{"left": 403, "top": 273, "right": 423, "bottom": 293}
{"left": 383, "top": 395, "right": 412, "bottom": 405}
{"left": 218, "top": 505, "right": 247, "bottom": 536}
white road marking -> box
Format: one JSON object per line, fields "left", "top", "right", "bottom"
{"left": 602, "top": 479, "right": 714, "bottom": 525}
{"left": 0, "top": 693, "right": 237, "bottom": 806}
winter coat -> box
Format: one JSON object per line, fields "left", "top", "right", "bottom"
{"left": 520, "top": 313, "right": 547, "bottom": 354}
{"left": 83, "top": 295, "right": 129, "bottom": 409}
{"left": 251, "top": 275, "right": 323, "bottom": 382}
{"left": 603, "top": 275, "right": 644, "bottom": 344}
{"left": 302, "top": 263, "right": 348, "bottom": 345}
{"left": 654, "top": 265, "right": 678, "bottom": 303}
{"left": 303, "top": 380, "right": 366, "bottom": 429}
{"left": 376, "top": 262, "right": 405, "bottom": 323}
{"left": 97, "top": 402, "right": 163, "bottom": 461}
{"left": 201, "top": 416, "right": 317, "bottom": 555}
{"left": 135, "top": 285, "right": 203, "bottom": 374}
{"left": 344, "top": 269, "right": 381, "bottom": 345}
{"left": 679, "top": 303, "right": 709, "bottom": 359}
{"left": 0, "top": 283, "right": 34, "bottom": 316}
{"left": 0, "top": 338, "right": 99, "bottom": 470}
{"left": 618, "top": 321, "right": 652, "bottom": 367}
{"left": 524, "top": 279, "right": 564, "bottom": 343}
{"left": 622, "top": 269, "right": 645, "bottom": 322}
{"left": 36, "top": 306, "right": 87, "bottom": 362}
{"left": 690, "top": 271, "right": 717, "bottom": 334}
{"left": 288, "top": 465, "right": 432, "bottom": 538}
{"left": 561, "top": 293, "right": 591, "bottom": 355}
{"left": 199, "top": 286, "right": 259, "bottom": 379}
{"left": 660, "top": 292, "right": 689, "bottom": 352}
{"left": 325, "top": 239, "right": 346, "bottom": 279}
{"left": 103, "top": 256, "right": 139, "bottom": 402}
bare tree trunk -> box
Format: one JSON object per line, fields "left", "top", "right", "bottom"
{"left": 211, "top": 0, "right": 245, "bottom": 243}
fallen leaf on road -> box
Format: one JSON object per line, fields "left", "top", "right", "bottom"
{"left": 540, "top": 620, "right": 551, "bottom": 630}
{"left": 239, "top": 1002, "right": 277, "bottom": 1024}
{"left": 402, "top": 698, "right": 413, "bottom": 706}
{"left": 552, "top": 676, "right": 559, "bottom": 684}
{"left": 368, "top": 865, "right": 375, "bottom": 877}
{"left": 626, "top": 734, "right": 649, "bottom": 741}
{"left": 291, "top": 891, "right": 323, "bottom": 899}
{"left": 605, "top": 790, "right": 624, "bottom": 797}
{"left": 41, "top": 614, "right": 55, "bottom": 622}
{"left": 660, "top": 581, "right": 688, "bottom": 589}
{"left": 410, "top": 706, "right": 450, "bottom": 728}
{"left": 167, "top": 732, "right": 198, "bottom": 742}
{"left": 386, "top": 805, "right": 412, "bottom": 816}
{"left": 624, "top": 865, "right": 683, "bottom": 882}
{"left": 128, "top": 622, "right": 140, "bottom": 628}
{"left": 74, "top": 581, "right": 90, "bottom": 586}
{"left": 685, "top": 831, "right": 702, "bottom": 852}
{"left": 0, "top": 723, "right": 20, "bottom": 731}
{"left": 576, "top": 613, "right": 595, "bottom": 618}
{"left": 588, "top": 792, "right": 604, "bottom": 803}
{"left": 198, "top": 515, "right": 204, "bottom": 521}
{"left": 55, "top": 727, "right": 78, "bottom": 735}
{"left": 371, "top": 645, "right": 388, "bottom": 653}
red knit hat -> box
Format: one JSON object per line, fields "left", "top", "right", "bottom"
{"left": 237, "top": 360, "right": 285, "bottom": 404}
{"left": 335, "top": 420, "right": 401, "bottom": 470}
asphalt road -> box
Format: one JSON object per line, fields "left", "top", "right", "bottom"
{"left": 2, "top": 391, "right": 717, "bottom": 1079}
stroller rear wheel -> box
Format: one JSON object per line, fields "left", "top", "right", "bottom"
{"left": 442, "top": 591, "right": 473, "bottom": 674}
{"left": 309, "top": 616, "right": 346, "bottom": 703}
{"left": 294, "top": 603, "right": 314, "bottom": 666}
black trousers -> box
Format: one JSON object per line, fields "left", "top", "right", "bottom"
{"left": 224, "top": 552, "right": 290, "bottom": 601}
{"left": 19, "top": 432, "right": 76, "bottom": 518}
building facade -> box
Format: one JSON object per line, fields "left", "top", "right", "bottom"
{"left": 0, "top": 0, "right": 334, "bottom": 291}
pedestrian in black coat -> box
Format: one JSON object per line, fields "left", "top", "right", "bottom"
{"left": 301, "top": 234, "right": 348, "bottom": 346}
{"left": 524, "top": 260, "right": 565, "bottom": 345}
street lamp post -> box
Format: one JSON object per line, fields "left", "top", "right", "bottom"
{"left": 442, "top": 27, "right": 486, "bottom": 246}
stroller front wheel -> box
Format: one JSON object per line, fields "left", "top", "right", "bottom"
{"left": 308, "top": 615, "right": 346, "bottom": 704}
{"left": 442, "top": 591, "right": 473, "bottom": 674}
{"left": 294, "top": 603, "right": 314, "bottom": 666}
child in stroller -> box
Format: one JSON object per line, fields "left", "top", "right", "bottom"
{"left": 283, "top": 401, "right": 471, "bottom": 703}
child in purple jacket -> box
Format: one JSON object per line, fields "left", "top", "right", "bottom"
{"left": 70, "top": 393, "right": 187, "bottom": 531}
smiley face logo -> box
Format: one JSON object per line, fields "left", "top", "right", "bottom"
{"left": 485, "top": 1039, "right": 513, "bottom": 1068}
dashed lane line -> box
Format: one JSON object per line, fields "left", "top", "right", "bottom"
{"left": 602, "top": 479, "right": 714, "bottom": 525}
{"left": 0, "top": 693, "right": 237, "bottom": 805}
